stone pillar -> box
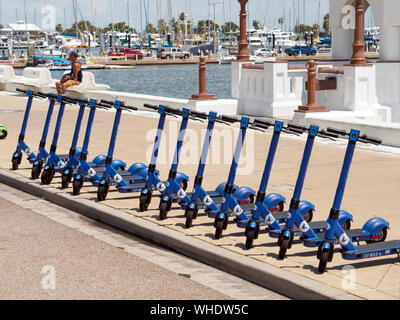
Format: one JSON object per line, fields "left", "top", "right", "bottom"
{"left": 191, "top": 56, "right": 215, "bottom": 100}
{"left": 297, "top": 60, "right": 326, "bottom": 112}
{"left": 349, "top": 0, "right": 367, "bottom": 65}
{"left": 237, "top": 0, "right": 250, "bottom": 62}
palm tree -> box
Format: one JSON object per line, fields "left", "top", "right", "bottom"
{"left": 278, "top": 17, "right": 284, "bottom": 30}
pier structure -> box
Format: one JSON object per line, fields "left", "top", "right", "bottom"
{"left": 233, "top": 0, "right": 400, "bottom": 147}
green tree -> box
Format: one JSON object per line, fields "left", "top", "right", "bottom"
{"left": 253, "top": 20, "right": 262, "bottom": 30}
{"left": 55, "top": 24, "right": 63, "bottom": 33}
{"left": 157, "top": 18, "right": 168, "bottom": 35}
{"left": 278, "top": 17, "right": 284, "bottom": 29}
{"left": 222, "top": 21, "right": 239, "bottom": 33}
{"left": 323, "top": 14, "right": 330, "bottom": 33}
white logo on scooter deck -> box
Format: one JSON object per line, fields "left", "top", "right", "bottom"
{"left": 233, "top": 205, "right": 243, "bottom": 216}
{"left": 157, "top": 182, "right": 166, "bottom": 192}
{"left": 114, "top": 174, "right": 123, "bottom": 183}
{"left": 266, "top": 213, "right": 275, "bottom": 225}
{"left": 57, "top": 160, "right": 65, "bottom": 168}
{"left": 88, "top": 168, "right": 96, "bottom": 177}
{"left": 203, "top": 196, "right": 213, "bottom": 206}
{"left": 299, "top": 221, "right": 310, "bottom": 233}
{"left": 177, "top": 189, "right": 186, "bottom": 199}
{"left": 339, "top": 233, "right": 350, "bottom": 246}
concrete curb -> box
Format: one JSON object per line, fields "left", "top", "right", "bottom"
{"left": 0, "top": 169, "right": 361, "bottom": 300}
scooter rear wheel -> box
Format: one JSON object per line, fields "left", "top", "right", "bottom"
{"left": 41, "top": 167, "right": 55, "bottom": 185}
{"left": 366, "top": 227, "right": 387, "bottom": 244}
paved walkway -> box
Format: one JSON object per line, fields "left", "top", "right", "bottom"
{"left": 1, "top": 95, "right": 399, "bottom": 300}
{"left": 0, "top": 183, "right": 287, "bottom": 300}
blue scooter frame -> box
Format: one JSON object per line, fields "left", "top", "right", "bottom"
{"left": 12, "top": 89, "right": 59, "bottom": 171}
{"left": 138, "top": 105, "right": 190, "bottom": 212}
{"left": 266, "top": 124, "right": 353, "bottom": 260}
{"left": 314, "top": 128, "right": 400, "bottom": 273}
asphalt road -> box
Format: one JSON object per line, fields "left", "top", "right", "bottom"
{"left": 0, "top": 183, "right": 287, "bottom": 300}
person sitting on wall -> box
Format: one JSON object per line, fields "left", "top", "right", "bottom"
{"left": 56, "top": 50, "right": 82, "bottom": 94}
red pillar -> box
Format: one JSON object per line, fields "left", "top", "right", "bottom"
{"left": 297, "top": 60, "right": 326, "bottom": 112}
{"left": 191, "top": 56, "right": 215, "bottom": 100}
{"left": 350, "top": 0, "right": 367, "bottom": 66}
{"left": 237, "top": 0, "right": 250, "bottom": 62}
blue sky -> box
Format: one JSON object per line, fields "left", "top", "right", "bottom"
{"left": 0, "top": 0, "right": 374, "bottom": 31}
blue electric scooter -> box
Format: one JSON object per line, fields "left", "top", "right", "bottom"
{"left": 58, "top": 97, "right": 117, "bottom": 190}
{"left": 12, "top": 89, "right": 59, "bottom": 171}
{"left": 312, "top": 128, "right": 400, "bottom": 273}
{"left": 96, "top": 100, "right": 167, "bottom": 201}
{"left": 266, "top": 124, "right": 353, "bottom": 260}
{"left": 30, "top": 92, "right": 58, "bottom": 180}
{"left": 157, "top": 109, "right": 250, "bottom": 221}
{"left": 138, "top": 104, "right": 193, "bottom": 212}
{"left": 181, "top": 117, "right": 290, "bottom": 229}
{"left": 244, "top": 120, "right": 317, "bottom": 249}
{"left": 40, "top": 94, "right": 85, "bottom": 185}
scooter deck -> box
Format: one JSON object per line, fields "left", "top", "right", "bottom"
{"left": 303, "top": 229, "right": 380, "bottom": 247}
{"left": 341, "top": 240, "right": 400, "bottom": 260}
{"left": 268, "top": 221, "right": 329, "bottom": 238}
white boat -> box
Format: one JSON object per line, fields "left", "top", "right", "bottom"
{"left": 218, "top": 55, "right": 236, "bottom": 65}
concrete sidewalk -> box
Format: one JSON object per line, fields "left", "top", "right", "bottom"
{"left": 1, "top": 94, "right": 399, "bottom": 300}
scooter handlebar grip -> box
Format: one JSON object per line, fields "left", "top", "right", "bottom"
{"left": 34, "top": 91, "right": 48, "bottom": 98}
{"left": 220, "top": 115, "right": 238, "bottom": 123}
{"left": 16, "top": 88, "right": 27, "bottom": 93}
{"left": 190, "top": 110, "right": 208, "bottom": 119}
{"left": 287, "top": 127, "right": 304, "bottom": 134}
{"left": 287, "top": 122, "right": 307, "bottom": 131}
{"left": 100, "top": 99, "right": 115, "bottom": 105}
{"left": 319, "top": 131, "right": 339, "bottom": 139}
{"left": 125, "top": 105, "right": 138, "bottom": 111}
{"left": 361, "top": 135, "right": 382, "bottom": 145}
{"left": 327, "top": 127, "right": 347, "bottom": 136}
{"left": 165, "top": 106, "right": 181, "bottom": 115}
{"left": 143, "top": 103, "right": 158, "bottom": 110}
{"left": 254, "top": 119, "right": 274, "bottom": 128}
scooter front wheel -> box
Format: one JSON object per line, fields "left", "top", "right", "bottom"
{"left": 72, "top": 176, "right": 84, "bottom": 195}
{"left": 31, "top": 162, "right": 43, "bottom": 180}
{"left": 61, "top": 172, "right": 72, "bottom": 189}
{"left": 318, "top": 251, "right": 330, "bottom": 273}
{"left": 278, "top": 239, "right": 289, "bottom": 260}
{"left": 97, "top": 181, "right": 109, "bottom": 201}
{"left": 11, "top": 152, "right": 22, "bottom": 170}
{"left": 159, "top": 201, "right": 170, "bottom": 220}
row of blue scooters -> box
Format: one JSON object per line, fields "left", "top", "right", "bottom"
{"left": 11, "top": 89, "right": 400, "bottom": 273}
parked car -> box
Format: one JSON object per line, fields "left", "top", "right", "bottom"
{"left": 285, "top": 45, "right": 317, "bottom": 56}
{"left": 108, "top": 48, "right": 144, "bottom": 60}
{"left": 254, "top": 48, "right": 277, "bottom": 57}
{"left": 156, "top": 47, "right": 190, "bottom": 59}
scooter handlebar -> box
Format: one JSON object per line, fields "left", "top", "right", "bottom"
{"left": 327, "top": 127, "right": 347, "bottom": 136}
{"left": 16, "top": 88, "right": 27, "bottom": 94}
{"left": 218, "top": 115, "right": 239, "bottom": 123}
{"left": 124, "top": 105, "right": 138, "bottom": 112}
{"left": 318, "top": 130, "right": 339, "bottom": 140}
{"left": 100, "top": 99, "right": 115, "bottom": 106}
{"left": 165, "top": 106, "right": 182, "bottom": 116}
{"left": 253, "top": 119, "right": 274, "bottom": 129}
{"left": 143, "top": 103, "right": 158, "bottom": 111}
{"left": 359, "top": 134, "right": 382, "bottom": 145}
{"left": 190, "top": 110, "right": 208, "bottom": 120}
{"left": 284, "top": 126, "right": 304, "bottom": 135}
{"left": 287, "top": 122, "right": 307, "bottom": 132}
